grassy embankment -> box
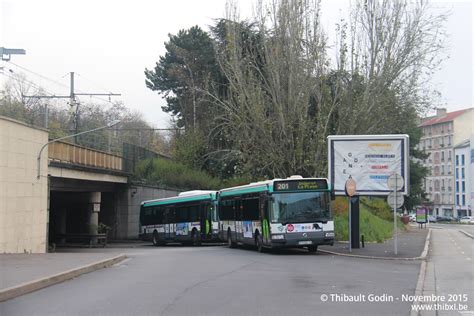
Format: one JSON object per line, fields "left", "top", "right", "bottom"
{"left": 133, "top": 158, "right": 248, "bottom": 190}
{"left": 333, "top": 196, "right": 406, "bottom": 243}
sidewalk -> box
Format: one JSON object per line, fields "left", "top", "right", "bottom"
{"left": 319, "top": 225, "right": 430, "bottom": 260}
{"left": 0, "top": 251, "right": 126, "bottom": 302}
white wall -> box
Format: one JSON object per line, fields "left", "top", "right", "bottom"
{"left": 0, "top": 116, "right": 48, "bottom": 253}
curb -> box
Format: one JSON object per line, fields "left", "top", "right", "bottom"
{"left": 318, "top": 228, "right": 432, "bottom": 261}
{"left": 409, "top": 229, "right": 432, "bottom": 316}
{"left": 0, "top": 254, "right": 127, "bottom": 302}
{"left": 410, "top": 260, "right": 428, "bottom": 316}
{"left": 459, "top": 230, "right": 474, "bottom": 239}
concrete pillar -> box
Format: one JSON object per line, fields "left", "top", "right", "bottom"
{"left": 88, "top": 192, "right": 101, "bottom": 241}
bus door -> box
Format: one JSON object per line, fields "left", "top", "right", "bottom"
{"left": 260, "top": 195, "right": 270, "bottom": 245}
{"left": 200, "top": 203, "right": 211, "bottom": 240}
{"left": 235, "top": 199, "right": 243, "bottom": 241}
{"left": 163, "top": 207, "right": 174, "bottom": 240}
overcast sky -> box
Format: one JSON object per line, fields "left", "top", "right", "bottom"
{"left": 1, "top": 0, "right": 472, "bottom": 128}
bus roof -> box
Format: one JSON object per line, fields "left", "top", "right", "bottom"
{"left": 219, "top": 177, "right": 329, "bottom": 197}
{"left": 141, "top": 191, "right": 218, "bottom": 207}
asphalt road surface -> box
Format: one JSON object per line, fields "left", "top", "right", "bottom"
{"left": 1, "top": 245, "right": 421, "bottom": 316}
{"left": 421, "top": 224, "right": 473, "bottom": 315}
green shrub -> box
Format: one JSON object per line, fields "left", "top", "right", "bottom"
{"left": 133, "top": 158, "right": 221, "bottom": 190}
{"left": 361, "top": 197, "right": 393, "bottom": 221}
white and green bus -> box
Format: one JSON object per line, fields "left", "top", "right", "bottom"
{"left": 218, "top": 176, "right": 334, "bottom": 252}
{"left": 139, "top": 190, "right": 219, "bottom": 246}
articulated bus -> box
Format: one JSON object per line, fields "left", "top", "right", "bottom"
{"left": 219, "top": 176, "right": 334, "bottom": 252}
{"left": 139, "top": 190, "right": 219, "bottom": 246}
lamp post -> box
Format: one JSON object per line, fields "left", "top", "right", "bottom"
{"left": 36, "top": 120, "right": 121, "bottom": 179}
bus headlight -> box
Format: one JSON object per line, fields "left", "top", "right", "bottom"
{"left": 325, "top": 232, "right": 335, "bottom": 238}
{"left": 271, "top": 234, "right": 285, "bottom": 240}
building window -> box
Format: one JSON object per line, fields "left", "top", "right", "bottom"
{"left": 456, "top": 182, "right": 459, "bottom": 192}
{"left": 462, "top": 181, "right": 465, "bottom": 192}
{"left": 462, "top": 195, "right": 465, "bottom": 206}
{"left": 456, "top": 168, "right": 459, "bottom": 179}
{"left": 441, "top": 151, "right": 445, "bottom": 161}
{"left": 456, "top": 155, "right": 459, "bottom": 166}
{"left": 456, "top": 195, "right": 460, "bottom": 206}
{"left": 461, "top": 154, "right": 465, "bottom": 166}
{"left": 462, "top": 168, "right": 465, "bottom": 179}
{"left": 448, "top": 150, "right": 452, "bottom": 161}
{"left": 441, "top": 165, "right": 445, "bottom": 175}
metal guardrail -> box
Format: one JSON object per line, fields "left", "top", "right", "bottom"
{"left": 48, "top": 141, "right": 123, "bottom": 171}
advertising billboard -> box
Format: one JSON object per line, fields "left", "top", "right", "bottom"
{"left": 328, "top": 135, "right": 409, "bottom": 196}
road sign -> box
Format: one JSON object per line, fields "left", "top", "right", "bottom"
{"left": 387, "top": 173, "right": 404, "bottom": 191}
{"left": 345, "top": 178, "right": 357, "bottom": 197}
{"left": 387, "top": 192, "right": 404, "bottom": 209}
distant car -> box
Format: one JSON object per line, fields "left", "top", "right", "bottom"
{"left": 427, "top": 215, "right": 437, "bottom": 223}
{"left": 460, "top": 216, "right": 474, "bottom": 224}
{"left": 436, "top": 215, "right": 454, "bottom": 222}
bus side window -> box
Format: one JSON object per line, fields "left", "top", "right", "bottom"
{"left": 156, "top": 206, "right": 163, "bottom": 224}
{"left": 242, "top": 198, "right": 259, "bottom": 221}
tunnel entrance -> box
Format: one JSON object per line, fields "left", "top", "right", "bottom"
{"left": 48, "top": 178, "right": 124, "bottom": 247}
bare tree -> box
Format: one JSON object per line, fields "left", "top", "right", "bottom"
{"left": 210, "top": 0, "right": 446, "bottom": 179}
{"left": 212, "top": 0, "right": 331, "bottom": 178}
{"left": 337, "top": 0, "right": 447, "bottom": 134}
{"left": 0, "top": 72, "right": 49, "bottom": 126}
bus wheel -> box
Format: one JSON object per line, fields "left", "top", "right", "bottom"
{"left": 308, "top": 245, "right": 318, "bottom": 253}
{"left": 256, "top": 234, "right": 265, "bottom": 253}
{"left": 152, "top": 231, "right": 160, "bottom": 247}
{"left": 227, "top": 230, "right": 236, "bottom": 248}
{"left": 192, "top": 229, "right": 201, "bottom": 247}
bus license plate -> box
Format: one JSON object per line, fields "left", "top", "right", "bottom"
{"left": 298, "top": 241, "right": 312, "bottom": 245}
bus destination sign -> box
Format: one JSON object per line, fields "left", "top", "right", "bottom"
{"left": 274, "top": 179, "right": 328, "bottom": 192}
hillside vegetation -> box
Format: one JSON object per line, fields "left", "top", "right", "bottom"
{"left": 333, "top": 197, "right": 406, "bottom": 243}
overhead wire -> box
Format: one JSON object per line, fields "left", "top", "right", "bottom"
{"left": 1, "top": 62, "right": 168, "bottom": 128}
{"left": 0, "top": 68, "right": 60, "bottom": 98}
{"left": 7, "top": 61, "right": 70, "bottom": 91}
{"left": 5, "top": 61, "right": 119, "bottom": 105}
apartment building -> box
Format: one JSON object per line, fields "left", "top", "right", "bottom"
{"left": 454, "top": 139, "right": 472, "bottom": 217}
{"left": 418, "top": 108, "right": 474, "bottom": 217}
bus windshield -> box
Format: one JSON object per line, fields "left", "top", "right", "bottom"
{"left": 271, "top": 192, "right": 330, "bottom": 224}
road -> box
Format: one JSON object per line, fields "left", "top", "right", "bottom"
{"left": 420, "top": 224, "right": 474, "bottom": 315}
{"left": 1, "top": 245, "right": 421, "bottom": 316}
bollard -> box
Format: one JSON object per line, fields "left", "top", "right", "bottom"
{"left": 361, "top": 235, "right": 365, "bottom": 248}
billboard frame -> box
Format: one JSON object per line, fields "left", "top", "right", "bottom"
{"left": 328, "top": 134, "right": 409, "bottom": 196}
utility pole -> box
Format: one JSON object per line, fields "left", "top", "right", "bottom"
{"left": 23, "top": 72, "right": 120, "bottom": 142}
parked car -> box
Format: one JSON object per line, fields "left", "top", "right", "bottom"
{"left": 459, "top": 216, "right": 474, "bottom": 224}
{"left": 427, "top": 215, "right": 437, "bottom": 223}
{"left": 436, "top": 215, "right": 454, "bottom": 222}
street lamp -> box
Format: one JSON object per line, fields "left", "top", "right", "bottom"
{"left": 36, "top": 120, "right": 121, "bottom": 179}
